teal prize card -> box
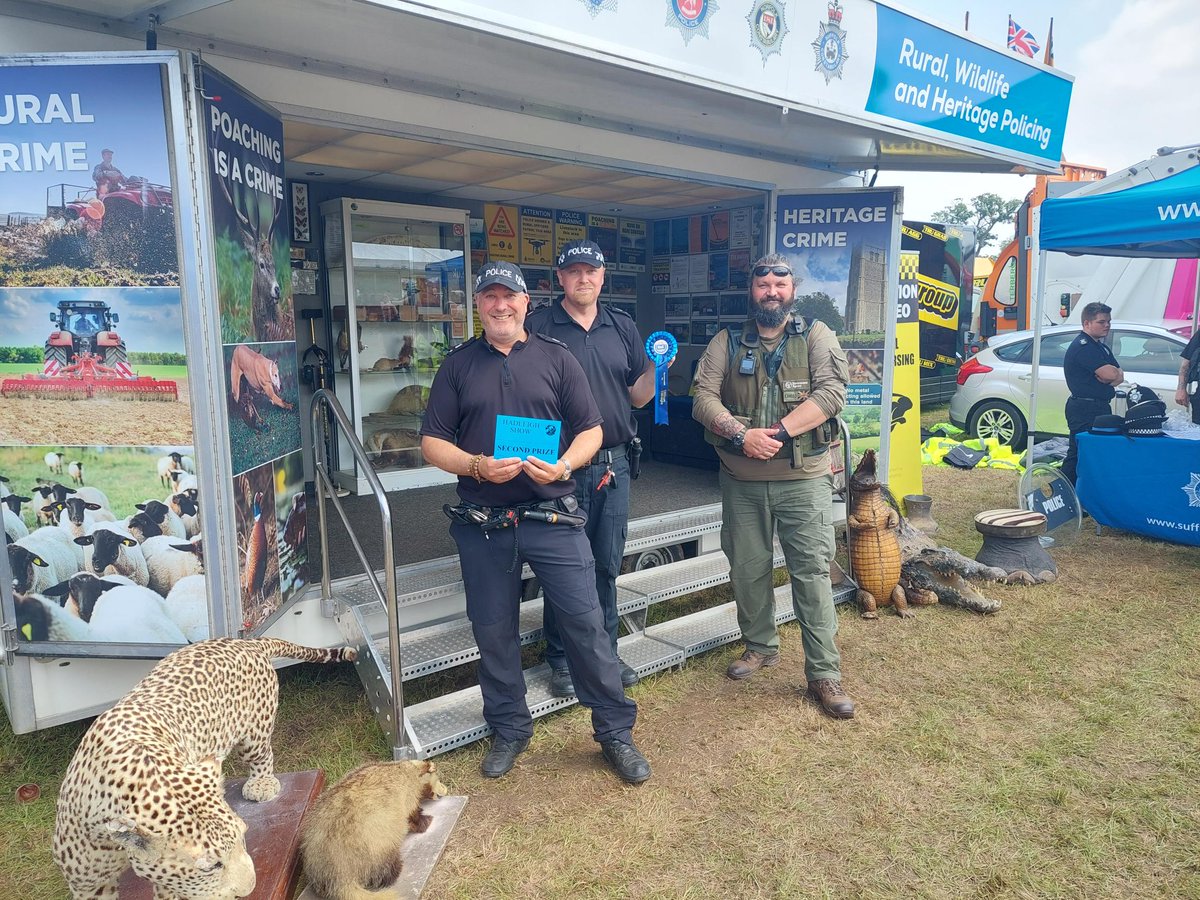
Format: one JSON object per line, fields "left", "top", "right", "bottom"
{"left": 494, "top": 415, "right": 562, "bottom": 463}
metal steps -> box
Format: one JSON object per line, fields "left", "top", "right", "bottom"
{"left": 393, "top": 583, "right": 855, "bottom": 758}
{"left": 333, "top": 534, "right": 855, "bottom": 758}
{"left": 310, "top": 390, "right": 858, "bottom": 760}
{"left": 341, "top": 543, "right": 787, "bottom": 683}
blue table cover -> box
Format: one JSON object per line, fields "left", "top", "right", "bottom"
{"left": 1076, "top": 432, "right": 1200, "bottom": 546}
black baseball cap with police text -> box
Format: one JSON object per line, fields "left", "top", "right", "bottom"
{"left": 474, "top": 261, "right": 527, "bottom": 293}
{"left": 556, "top": 240, "right": 605, "bottom": 269}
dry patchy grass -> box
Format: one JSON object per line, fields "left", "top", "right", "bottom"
{"left": 3, "top": 466, "right": 1200, "bottom": 899}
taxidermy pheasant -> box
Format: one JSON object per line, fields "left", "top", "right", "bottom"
{"left": 244, "top": 491, "right": 267, "bottom": 605}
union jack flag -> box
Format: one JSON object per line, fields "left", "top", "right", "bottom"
{"left": 1008, "top": 16, "right": 1040, "bottom": 57}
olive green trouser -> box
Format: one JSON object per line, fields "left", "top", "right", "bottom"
{"left": 719, "top": 471, "right": 841, "bottom": 682}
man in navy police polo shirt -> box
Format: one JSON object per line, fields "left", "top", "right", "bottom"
{"left": 1062, "top": 302, "right": 1124, "bottom": 485}
{"left": 526, "top": 240, "right": 655, "bottom": 698}
{"left": 420, "top": 260, "right": 651, "bottom": 784}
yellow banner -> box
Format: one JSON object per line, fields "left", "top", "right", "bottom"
{"left": 889, "top": 251, "right": 923, "bottom": 504}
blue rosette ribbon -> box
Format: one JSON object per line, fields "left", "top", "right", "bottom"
{"left": 645, "top": 331, "right": 678, "bottom": 425}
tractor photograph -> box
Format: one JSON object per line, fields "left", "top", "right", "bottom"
{"left": 0, "top": 298, "right": 177, "bottom": 402}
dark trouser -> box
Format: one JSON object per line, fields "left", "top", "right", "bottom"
{"left": 451, "top": 516, "right": 636, "bottom": 745}
{"left": 1191, "top": 394, "right": 1200, "bottom": 426}
{"left": 543, "top": 453, "right": 630, "bottom": 670}
{"left": 1062, "top": 397, "right": 1111, "bottom": 484}
{"left": 720, "top": 471, "right": 841, "bottom": 681}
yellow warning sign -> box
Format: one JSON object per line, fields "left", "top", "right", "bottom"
{"left": 485, "top": 203, "right": 519, "bottom": 263}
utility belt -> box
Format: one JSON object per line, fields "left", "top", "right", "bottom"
{"left": 443, "top": 494, "right": 586, "bottom": 532}
{"left": 585, "top": 443, "right": 626, "bottom": 467}
{"left": 584, "top": 438, "right": 643, "bottom": 479}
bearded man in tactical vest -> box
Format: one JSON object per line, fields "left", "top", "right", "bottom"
{"left": 691, "top": 253, "right": 855, "bottom": 719}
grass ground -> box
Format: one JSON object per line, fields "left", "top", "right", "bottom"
{"left": 4, "top": 462, "right": 1199, "bottom": 899}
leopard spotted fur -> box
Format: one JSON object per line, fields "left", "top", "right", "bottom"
{"left": 53, "top": 638, "right": 357, "bottom": 900}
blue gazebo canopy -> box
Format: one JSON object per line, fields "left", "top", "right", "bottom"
{"left": 1040, "top": 157, "right": 1200, "bottom": 259}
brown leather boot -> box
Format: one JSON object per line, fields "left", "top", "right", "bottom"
{"left": 805, "top": 679, "right": 856, "bottom": 719}
{"left": 726, "top": 649, "right": 780, "bottom": 680}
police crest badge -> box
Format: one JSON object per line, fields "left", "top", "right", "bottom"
{"left": 576, "top": 0, "right": 617, "bottom": 16}
{"left": 747, "top": 1, "right": 788, "bottom": 65}
{"left": 811, "top": 0, "right": 848, "bottom": 84}
{"left": 666, "top": 0, "right": 719, "bottom": 46}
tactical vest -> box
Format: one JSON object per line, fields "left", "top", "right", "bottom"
{"left": 704, "top": 317, "right": 831, "bottom": 464}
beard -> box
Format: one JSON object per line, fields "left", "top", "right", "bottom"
{"left": 751, "top": 297, "right": 791, "bottom": 329}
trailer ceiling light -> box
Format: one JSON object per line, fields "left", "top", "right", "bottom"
{"left": 305, "top": 171, "right": 325, "bottom": 176}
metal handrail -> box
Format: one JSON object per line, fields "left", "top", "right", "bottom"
{"left": 309, "top": 388, "right": 410, "bottom": 759}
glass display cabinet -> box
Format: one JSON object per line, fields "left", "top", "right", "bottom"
{"left": 321, "top": 198, "right": 472, "bottom": 492}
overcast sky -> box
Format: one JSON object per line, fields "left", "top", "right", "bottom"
{"left": 881, "top": 0, "right": 1200, "bottom": 227}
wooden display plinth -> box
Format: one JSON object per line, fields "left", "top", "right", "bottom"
{"left": 118, "top": 769, "right": 325, "bottom": 900}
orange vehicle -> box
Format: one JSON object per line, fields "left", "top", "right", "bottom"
{"left": 977, "top": 161, "right": 1107, "bottom": 340}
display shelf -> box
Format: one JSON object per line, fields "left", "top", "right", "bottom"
{"left": 321, "top": 198, "right": 471, "bottom": 493}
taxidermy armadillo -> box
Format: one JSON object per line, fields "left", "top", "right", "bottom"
{"left": 848, "top": 449, "right": 912, "bottom": 619}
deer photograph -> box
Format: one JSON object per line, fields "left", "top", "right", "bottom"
{"left": 214, "top": 176, "right": 295, "bottom": 344}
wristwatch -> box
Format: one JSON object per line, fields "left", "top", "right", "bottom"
{"left": 557, "top": 458, "right": 573, "bottom": 481}
{"left": 730, "top": 429, "right": 747, "bottom": 452}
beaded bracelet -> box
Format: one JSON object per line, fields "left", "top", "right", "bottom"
{"left": 468, "top": 454, "right": 485, "bottom": 482}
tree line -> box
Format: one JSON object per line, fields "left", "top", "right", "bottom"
{"left": 0, "top": 347, "right": 187, "bottom": 365}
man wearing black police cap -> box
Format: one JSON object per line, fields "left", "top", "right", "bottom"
{"left": 526, "top": 239, "right": 656, "bottom": 698}
{"left": 1062, "top": 302, "right": 1123, "bottom": 485}
{"left": 420, "top": 259, "right": 651, "bottom": 784}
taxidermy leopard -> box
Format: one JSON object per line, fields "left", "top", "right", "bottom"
{"left": 53, "top": 638, "right": 357, "bottom": 900}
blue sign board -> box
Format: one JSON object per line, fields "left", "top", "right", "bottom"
{"left": 866, "top": 5, "right": 1071, "bottom": 165}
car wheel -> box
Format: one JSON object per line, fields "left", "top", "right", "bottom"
{"left": 968, "top": 400, "right": 1027, "bottom": 447}
{"left": 620, "top": 544, "right": 683, "bottom": 574}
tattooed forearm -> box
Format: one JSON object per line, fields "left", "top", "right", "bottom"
{"left": 710, "top": 412, "right": 745, "bottom": 439}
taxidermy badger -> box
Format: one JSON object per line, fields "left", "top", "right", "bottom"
{"left": 300, "top": 759, "right": 448, "bottom": 899}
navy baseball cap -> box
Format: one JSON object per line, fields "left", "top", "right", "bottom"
{"left": 556, "top": 240, "right": 605, "bottom": 269}
{"left": 474, "top": 261, "right": 527, "bottom": 293}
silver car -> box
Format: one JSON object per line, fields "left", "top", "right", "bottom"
{"left": 949, "top": 322, "right": 1186, "bottom": 446}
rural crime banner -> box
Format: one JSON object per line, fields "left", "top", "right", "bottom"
{"left": 774, "top": 188, "right": 900, "bottom": 461}
{"left": 0, "top": 56, "right": 200, "bottom": 650}
{"left": 201, "top": 63, "right": 307, "bottom": 633}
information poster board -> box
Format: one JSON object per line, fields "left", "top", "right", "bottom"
{"left": 202, "top": 63, "right": 307, "bottom": 632}
{"left": 0, "top": 58, "right": 205, "bottom": 651}
{"left": 774, "top": 189, "right": 900, "bottom": 460}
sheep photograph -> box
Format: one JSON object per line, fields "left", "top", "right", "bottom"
{"left": 234, "top": 461, "right": 281, "bottom": 633}
{"left": 2, "top": 443, "right": 207, "bottom": 645}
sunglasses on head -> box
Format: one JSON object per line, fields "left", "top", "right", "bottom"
{"left": 752, "top": 265, "right": 792, "bottom": 278}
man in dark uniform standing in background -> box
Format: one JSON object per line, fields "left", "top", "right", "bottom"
{"left": 1175, "top": 327, "right": 1200, "bottom": 425}
{"left": 526, "top": 240, "right": 656, "bottom": 698}
{"left": 420, "top": 260, "right": 651, "bottom": 784}
{"left": 1062, "top": 302, "right": 1123, "bottom": 484}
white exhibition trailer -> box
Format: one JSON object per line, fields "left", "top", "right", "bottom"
{"left": 0, "top": 0, "right": 1072, "bottom": 757}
